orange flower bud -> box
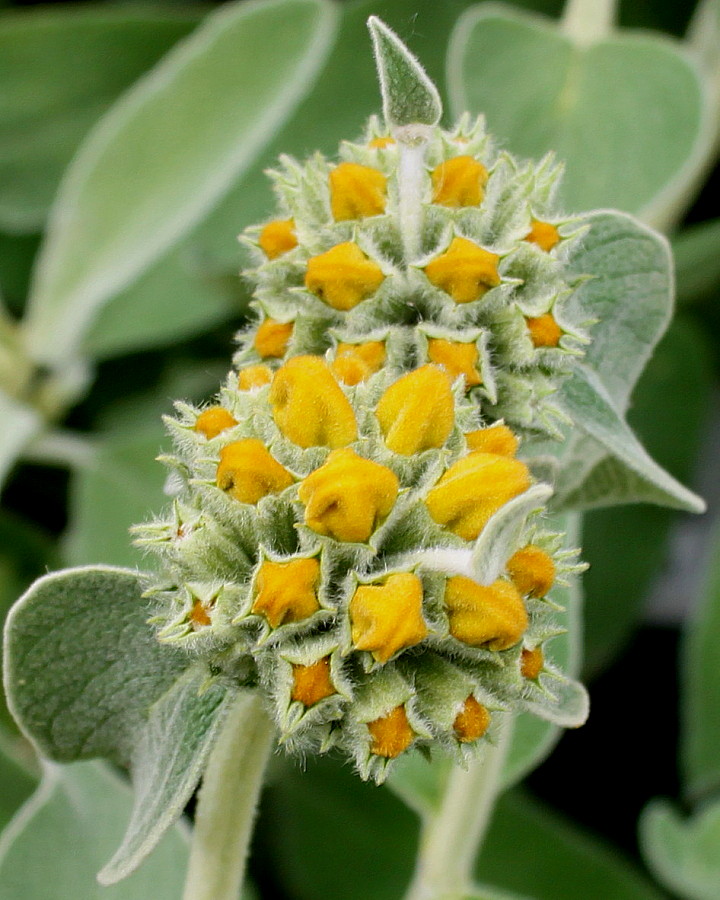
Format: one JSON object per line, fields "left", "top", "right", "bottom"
{"left": 444, "top": 575, "right": 528, "bottom": 649}
{"left": 238, "top": 365, "right": 273, "bottom": 391}
{"left": 269, "top": 356, "right": 357, "bottom": 449}
{"left": 525, "top": 219, "right": 560, "bottom": 252}
{"left": 507, "top": 545, "right": 556, "bottom": 597}
{"left": 299, "top": 448, "right": 399, "bottom": 543}
{"left": 350, "top": 573, "right": 428, "bottom": 662}
{"left": 305, "top": 242, "right": 385, "bottom": 310}
{"left": 453, "top": 695, "right": 491, "bottom": 742}
{"left": 291, "top": 656, "right": 336, "bottom": 705}
{"left": 431, "top": 156, "right": 489, "bottom": 207}
{"left": 368, "top": 136, "right": 394, "bottom": 148}
{"left": 253, "top": 318, "right": 293, "bottom": 358}
{"left": 194, "top": 407, "right": 237, "bottom": 439}
{"left": 189, "top": 599, "right": 212, "bottom": 629}
{"left": 521, "top": 646, "right": 544, "bottom": 680}
{"left": 252, "top": 557, "right": 321, "bottom": 628}
{"left": 331, "top": 341, "right": 386, "bottom": 386}
{"left": 427, "top": 338, "right": 482, "bottom": 388}
{"left": 376, "top": 365, "right": 454, "bottom": 455}
{"left": 368, "top": 705, "right": 414, "bottom": 757}
{"left": 464, "top": 423, "right": 518, "bottom": 457}
{"left": 259, "top": 218, "right": 297, "bottom": 259}
{"left": 426, "top": 452, "right": 531, "bottom": 540}
{"left": 329, "top": 162, "right": 387, "bottom": 221}
{"left": 216, "top": 439, "right": 293, "bottom": 504}
{"left": 526, "top": 313, "right": 562, "bottom": 348}
{"left": 424, "top": 237, "right": 500, "bottom": 304}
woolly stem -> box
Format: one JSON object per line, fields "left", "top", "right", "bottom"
{"left": 561, "top": 0, "right": 617, "bottom": 44}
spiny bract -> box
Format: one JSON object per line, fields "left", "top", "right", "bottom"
{"left": 135, "top": 115, "right": 587, "bottom": 782}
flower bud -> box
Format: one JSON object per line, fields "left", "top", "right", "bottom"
{"left": 526, "top": 313, "right": 562, "bottom": 348}
{"left": 330, "top": 162, "right": 387, "bottom": 220}
{"left": 368, "top": 705, "right": 414, "bottom": 757}
{"left": 254, "top": 318, "right": 293, "bottom": 358}
{"left": 444, "top": 575, "right": 528, "bottom": 649}
{"left": 376, "top": 365, "right": 454, "bottom": 454}
{"left": 238, "top": 365, "right": 273, "bottom": 390}
{"left": 432, "top": 156, "right": 488, "bottom": 207}
{"left": 216, "top": 439, "right": 294, "bottom": 504}
{"left": 424, "top": 237, "right": 500, "bottom": 304}
{"left": 453, "top": 695, "right": 491, "bottom": 742}
{"left": 525, "top": 219, "right": 560, "bottom": 252}
{"left": 252, "top": 557, "right": 321, "bottom": 628}
{"left": 427, "top": 338, "right": 482, "bottom": 388}
{"left": 507, "top": 545, "right": 556, "bottom": 597}
{"left": 331, "top": 341, "right": 386, "bottom": 385}
{"left": 521, "top": 646, "right": 544, "bottom": 680}
{"left": 350, "top": 573, "right": 428, "bottom": 662}
{"left": 464, "top": 423, "right": 518, "bottom": 456}
{"left": 291, "top": 657, "right": 336, "bottom": 706}
{"left": 305, "top": 242, "right": 385, "bottom": 310}
{"left": 259, "top": 218, "right": 297, "bottom": 259}
{"left": 195, "top": 407, "right": 237, "bottom": 439}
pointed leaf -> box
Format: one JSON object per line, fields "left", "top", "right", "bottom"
{"left": 368, "top": 16, "right": 442, "bottom": 129}
{"left": 21, "top": 0, "right": 338, "bottom": 368}
{"left": 99, "top": 669, "right": 232, "bottom": 884}
{"left": 0, "top": 761, "right": 188, "bottom": 900}
{"left": 0, "top": 391, "right": 42, "bottom": 491}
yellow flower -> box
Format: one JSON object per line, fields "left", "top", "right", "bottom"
{"left": 189, "top": 598, "right": 212, "bottom": 629}
{"left": 424, "top": 237, "right": 500, "bottom": 304}
{"left": 444, "top": 575, "right": 528, "bottom": 649}
{"left": 376, "top": 365, "right": 454, "bottom": 455}
{"left": 305, "top": 242, "right": 385, "bottom": 310}
{"left": 269, "top": 356, "right": 357, "bottom": 449}
{"left": 329, "top": 162, "right": 387, "bottom": 220}
{"left": 431, "top": 156, "right": 489, "bottom": 207}
{"left": 453, "top": 695, "right": 491, "bottom": 742}
{"left": 525, "top": 219, "right": 560, "bottom": 252}
{"left": 194, "top": 407, "right": 237, "bottom": 439}
{"left": 526, "top": 313, "right": 562, "bottom": 348}
{"left": 299, "top": 448, "right": 398, "bottom": 543}
{"left": 427, "top": 338, "right": 482, "bottom": 388}
{"left": 426, "top": 452, "right": 531, "bottom": 540}
{"left": 368, "top": 136, "right": 394, "bottom": 148}
{"left": 331, "top": 341, "right": 386, "bottom": 386}
{"left": 464, "top": 423, "right": 519, "bottom": 457}
{"left": 507, "top": 545, "right": 556, "bottom": 597}
{"left": 291, "top": 656, "right": 336, "bottom": 706}
{"left": 259, "top": 218, "right": 298, "bottom": 259}
{"left": 254, "top": 318, "right": 294, "bottom": 358}
{"left": 237, "top": 365, "right": 273, "bottom": 391}
{"left": 521, "top": 646, "right": 544, "bottom": 680}
{"left": 216, "top": 439, "right": 294, "bottom": 504}
{"left": 350, "top": 573, "right": 428, "bottom": 662}
{"left": 252, "top": 557, "right": 321, "bottom": 628}
{"left": 368, "top": 705, "right": 414, "bottom": 757}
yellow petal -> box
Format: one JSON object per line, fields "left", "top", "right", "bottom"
{"left": 444, "top": 576, "right": 527, "bottom": 649}
{"left": 298, "top": 448, "right": 399, "bottom": 543}
{"left": 453, "top": 695, "right": 491, "bottom": 742}
{"left": 253, "top": 318, "right": 293, "bottom": 358}
{"left": 424, "top": 237, "right": 500, "bottom": 304}
{"left": 237, "top": 365, "right": 273, "bottom": 391}
{"left": 259, "top": 218, "right": 297, "bottom": 259}
{"left": 426, "top": 452, "right": 531, "bottom": 540}
{"left": 305, "top": 242, "right": 385, "bottom": 311}
{"left": 376, "top": 365, "right": 454, "bottom": 455}
{"left": 269, "top": 356, "right": 357, "bottom": 449}
{"left": 464, "top": 423, "right": 519, "bottom": 457}
{"left": 194, "top": 407, "right": 237, "bottom": 439}
{"left": 330, "top": 162, "right": 387, "bottom": 221}
{"left": 368, "top": 705, "right": 414, "bottom": 757}
{"left": 216, "top": 439, "right": 294, "bottom": 504}
{"left": 432, "top": 155, "right": 488, "bottom": 207}
{"left": 507, "top": 545, "right": 556, "bottom": 597}
{"left": 252, "top": 557, "right": 321, "bottom": 628}
{"left": 291, "top": 656, "right": 336, "bottom": 705}
{"left": 427, "top": 338, "right": 482, "bottom": 388}
{"left": 526, "top": 313, "right": 562, "bottom": 348}
{"left": 525, "top": 219, "right": 560, "bottom": 252}
{"left": 350, "top": 573, "right": 428, "bottom": 662}
{"left": 331, "top": 341, "right": 386, "bottom": 386}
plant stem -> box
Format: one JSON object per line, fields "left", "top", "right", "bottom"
{"left": 182, "top": 692, "right": 275, "bottom": 900}
{"left": 404, "top": 715, "right": 514, "bottom": 900}
{"left": 396, "top": 131, "right": 429, "bottom": 263}
{"left": 23, "top": 429, "right": 96, "bottom": 470}
{"left": 561, "top": 0, "right": 617, "bottom": 45}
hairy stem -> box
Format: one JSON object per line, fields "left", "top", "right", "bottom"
{"left": 404, "top": 715, "right": 514, "bottom": 900}
{"left": 183, "top": 693, "right": 275, "bottom": 900}
{"left": 561, "top": 0, "right": 617, "bottom": 44}
{"left": 396, "top": 132, "right": 429, "bottom": 263}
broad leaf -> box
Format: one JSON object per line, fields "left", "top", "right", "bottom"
{"left": 447, "top": 4, "right": 707, "bottom": 217}
{"left": 640, "top": 799, "right": 720, "bottom": 900}
{"left": 0, "top": 6, "right": 198, "bottom": 232}
{"left": 21, "top": 0, "right": 338, "bottom": 368}
{"left": 99, "top": 669, "right": 232, "bottom": 884}
{"left": 682, "top": 518, "right": 720, "bottom": 802}
{"left": 0, "top": 761, "right": 188, "bottom": 900}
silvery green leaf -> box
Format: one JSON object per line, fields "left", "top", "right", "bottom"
{"left": 0, "top": 391, "right": 42, "bottom": 491}
{"left": 368, "top": 16, "right": 442, "bottom": 130}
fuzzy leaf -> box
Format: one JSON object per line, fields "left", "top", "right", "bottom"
{"left": 368, "top": 16, "right": 442, "bottom": 129}
{"left": 447, "top": 4, "right": 707, "bottom": 217}
{"left": 640, "top": 799, "right": 720, "bottom": 900}
{"left": 0, "top": 761, "right": 188, "bottom": 900}
{"left": 21, "top": 0, "right": 338, "bottom": 368}
{"left": 0, "top": 7, "right": 198, "bottom": 232}
{"left": 99, "top": 669, "right": 232, "bottom": 884}
{"left": 0, "top": 391, "right": 41, "bottom": 491}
